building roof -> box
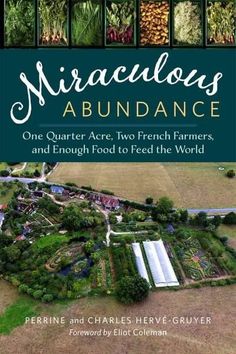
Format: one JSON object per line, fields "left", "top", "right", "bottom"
{"left": 132, "top": 243, "right": 151, "bottom": 286}
{"left": 166, "top": 224, "right": 175, "bottom": 233}
{"left": 143, "top": 240, "right": 179, "bottom": 287}
{"left": 16, "top": 235, "right": 27, "bottom": 241}
{"left": 0, "top": 213, "right": 4, "bottom": 225}
{"left": 0, "top": 204, "right": 8, "bottom": 210}
{"left": 50, "top": 186, "right": 64, "bottom": 194}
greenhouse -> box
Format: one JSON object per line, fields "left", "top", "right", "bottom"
{"left": 132, "top": 243, "right": 150, "bottom": 286}
{"left": 143, "top": 240, "right": 179, "bottom": 287}
{"left": 154, "top": 240, "right": 179, "bottom": 286}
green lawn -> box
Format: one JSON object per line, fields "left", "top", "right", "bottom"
{"left": 0, "top": 182, "right": 17, "bottom": 204}
{"left": 0, "top": 163, "right": 8, "bottom": 170}
{"left": 19, "top": 163, "right": 42, "bottom": 176}
{"left": 217, "top": 224, "right": 236, "bottom": 249}
{"left": 0, "top": 162, "right": 24, "bottom": 173}
{"left": 0, "top": 297, "right": 39, "bottom": 335}
{"left": 32, "top": 234, "right": 68, "bottom": 251}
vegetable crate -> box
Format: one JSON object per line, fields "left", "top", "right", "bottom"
{"left": 138, "top": 0, "right": 171, "bottom": 47}
{"left": 105, "top": 0, "right": 137, "bottom": 46}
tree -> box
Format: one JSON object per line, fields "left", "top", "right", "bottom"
{"left": 179, "top": 209, "right": 188, "bottom": 223}
{"left": 38, "top": 196, "right": 60, "bottom": 215}
{"left": 18, "top": 284, "right": 29, "bottom": 294}
{"left": 84, "top": 240, "right": 95, "bottom": 254}
{"left": 194, "top": 211, "right": 208, "bottom": 227}
{"left": 116, "top": 275, "right": 149, "bottom": 304}
{"left": 226, "top": 170, "right": 235, "bottom": 178}
{"left": 0, "top": 170, "right": 10, "bottom": 177}
{"left": 212, "top": 215, "right": 222, "bottom": 228}
{"left": 4, "top": 245, "right": 21, "bottom": 262}
{"left": 62, "top": 205, "right": 83, "bottom": 231}
{"left": 34, "top": 169, "right": 41, "bottom": 177}
{"left": 223, "top": 212, "right": 236, "bottom": 225}
{"left": 33, "top": 290, "right": 43, "bottom": 300}
{"left": 42, "top": 294, "right": 54, "bottom": 302}
{"left": 156, "top": 197, "right": 174, "bottom": 214}
{"left": 145, "top": 197, "right": 153, "bottom": 205}
{"left": 151, "top": 197, "right": 174, "bottom": 222}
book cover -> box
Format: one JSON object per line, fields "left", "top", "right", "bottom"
{"left": 0, "top": 1, "right": 235, "bottom": 354}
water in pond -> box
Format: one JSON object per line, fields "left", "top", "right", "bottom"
{"left": 59, "top": 257, "right": 94, "bottom": 278}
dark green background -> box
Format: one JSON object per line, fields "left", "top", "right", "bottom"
{"left": 0, "top": 49, "right": 235, "bottom": 162}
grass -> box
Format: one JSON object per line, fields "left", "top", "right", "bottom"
{"left": 19, "top": 163, "right": 42, "bottom": 176}
{"left": 0, "top": 280, "right": 18, "bottom": 315}
{"left": 0, "top": 286, "right": 235, "bottom": 353}
{"left": 32, "top": 234, "right": 68, "bottom": 251}
{"left": 0, "top": 163, "right": 8, "bottom": 170}
{"left": 0, "top": 297, "right": 38, "bottom": 335}
{"left": 0, "top": 182, "right": 17, "bottom": 204}
{"left": 49, "top": 162, "right": 236, "bottom": 208}
{"left": 0, "top": 162, "right": 23, "bottom": 171}
{"left": 217, "top": 224, "right": 236, "bottom": 249}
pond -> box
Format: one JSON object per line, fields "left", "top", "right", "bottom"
{"left": 59, "top": 257, "right": 94, "bottom": 279}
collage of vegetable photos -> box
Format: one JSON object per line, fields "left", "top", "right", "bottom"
{"left": 1, "top": 0, "right": 235, "bottom": 48}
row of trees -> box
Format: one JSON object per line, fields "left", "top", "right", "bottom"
{"left": 62, "top": 203, "right": 104, "bottom": 231}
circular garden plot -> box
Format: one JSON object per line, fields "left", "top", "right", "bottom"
{"left": 45, "top": 243, "right": 94, "bottom": 278}
{"left": 175, "top": 238, "right": 218, "bottom": 281}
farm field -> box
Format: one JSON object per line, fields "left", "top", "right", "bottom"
{"left": 217, "top": 225, "right": 236, "bottom": 249}
{"left": 18, "top": 163, "right": 43, "bottom": 176}
{"left": 0, "top": 281, "right": 18, "bottom": 314}
{"left": 0, "top": 285, "right": 235, "bottom": 354}
{"left": 49, "top": 162, "right": 236, "bottom": 208}
{"left": 0, "top": 163, "right": 8, "bottom": 170}
{"left": 0, "top": 162, "right": 23, "bottom": 172}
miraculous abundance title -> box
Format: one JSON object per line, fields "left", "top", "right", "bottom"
{"left": 10, "top": 52, "right": 223, "bottom": 124}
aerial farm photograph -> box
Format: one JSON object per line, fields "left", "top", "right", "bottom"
{"left": 0, "top": 162, "right": 235, "bottom": 354}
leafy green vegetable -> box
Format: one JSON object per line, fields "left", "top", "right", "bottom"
{"left": 106, "top": 0, "right": 135, "bottom": 45}
{"left": 72, "top": 0, "right": 102, "bottom": 46}
{"left": 207, "top": 1, "right": 235, "bottom": 44}
{"left": 5, "top": 0, "right": 35, "bottom": 46}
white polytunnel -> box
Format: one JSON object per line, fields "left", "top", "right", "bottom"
{"left": 143, "top": 241, "right": 166, "bottom": 287}
{"left": 153, "top": 239, "right": 179, "bottom": 286}
{"left": 133, "top": 239, "right": 179, "bottom": 288}
{"left": 132, "top": 243, "right": 151, "bottom": 286}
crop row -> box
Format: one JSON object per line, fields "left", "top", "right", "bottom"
{"left": 111, "top": 244, "right": 138, "bottom": 281}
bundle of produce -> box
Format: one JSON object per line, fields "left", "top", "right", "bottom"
{"left": 71, "top": 0, "right": 102, "bottom": 46}
{"left": 207, "top": 1, "right": 235, "bottom": 44}
{"left": 39, "top": 0, "right": 68, "bottom": 45}
{"left": 106, "top": 1, "right": 135, "bottom": 45}
{"left": 140, "top": 1, "right": 169, "bottom": 46}
{"left": 5, "top": 0, "right": 35, "bottom": 46}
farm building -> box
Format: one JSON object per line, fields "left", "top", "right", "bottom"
{"left": 0, "top": 212, "right": 5, "bottom": 229}
{"left": 50, "top": 186, "right": 64, "bottom": 195}
{"left": 15, "top": 235, "right": 27, "bottom": 242}
{"left": 166, "top": 224, "right": 175, "bottom": 234}
{"left": 90, "top": 194, "right": 120, "bottom": 210}
{"left": 132, "top": 243, "right": 151, "bottom": 286}
{"left": 33, "top": 191, "right": 44, "bottom": 198}
{"left": 142, "top": 240, "right": 179, "bottom": 287}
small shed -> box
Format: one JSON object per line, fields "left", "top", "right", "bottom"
{"left": 166, "top": 224, "right": 175, "bottom": 234}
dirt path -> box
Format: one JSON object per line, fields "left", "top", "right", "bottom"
{"left": 12, "top": 162, "right": 27, "bottom": 174}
